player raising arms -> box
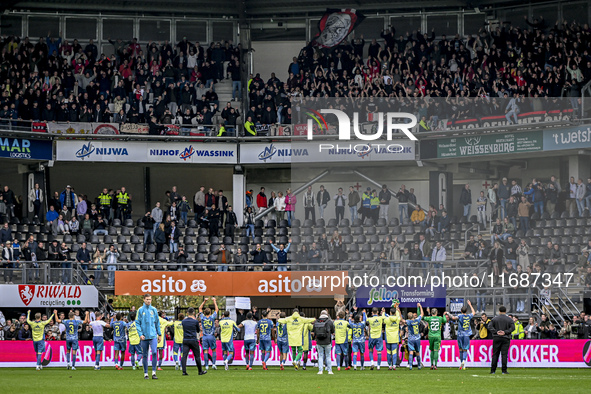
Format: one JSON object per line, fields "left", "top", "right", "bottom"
{"left": 157, "top": 311, "right": 174, "bottom": 370}
{"left": 126, "top": 311, "right": 142, "bottom": 370}
{"left": 89, "top": 311, "right": 111, "bottom": 370}
{"left": 256, "top": 309, "right": 275, "bottom": 370}
{"left": 403, "top": 303, "right": 424, "bottom": 371}
{"left": 445, "top": 300, "right": 475, "bottom": 370}
{"left": 276, "top": 312, "right": 289, "bottom": 370}
{"left": 277, "top": 309, "right": 316, "bottom": 370}
{"left": 334, "top": 311, "right": 351, "bottom": 371}
{"left": 384, "top": 303, "right": 402, "bottom": 371}
{"left": 111, "top": 313, "right": 127, "bottom": 370}
{"left": 199, "top": 297, "right": 219, "bottom": 370}
{"left": 349, "top": 309, "right": 367, "bottom": 370}
{"left": 366, "top": 307, "right": 385, "bottom": 370}
{"left": 173, "top": 313, "right": 185, "bottom": 370}
{"left": 27, "top": 309, "right": 56, "bottom": 370}
{"left": 60, "top": 310, "right": 89, "bottom": 370}
{"left": 424, "top": 307, "right": 446, "bottom": 370}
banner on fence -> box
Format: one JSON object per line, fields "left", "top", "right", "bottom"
{"left": 115, "top": 271, "right": 348, "bottom": 297}
{"left": 0, "top": 339, "right": 588, "bottom": 368}
{"left": 0, "top": 284, "right": 98, "bottom": 308}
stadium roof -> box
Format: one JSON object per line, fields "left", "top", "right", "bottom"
{"left": 4, "top": 0, "right": 557, "bottom": 18}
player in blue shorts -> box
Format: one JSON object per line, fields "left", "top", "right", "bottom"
{"left": 172, "top": 313, "right": 185, "bottom": 370}
{"left": 60, "top": 311, "right": 88, "bottom": 370}
{"left": 219, "top": 310, "right": 240, "bottom": 370}
{"left": 276, "top": 312, "right": 289, "bottom": 370}
{"left": 404, "top": 303, "right": 424, "bottom": 370}
{"left": 27, "top": 309, "right": 56, "bottom": 371}
{"left": 366, "top": 307, "right": 386, "bottom": 370}
{"left": 445, "top": 300, "right": 475, "bottom": 370}
{"left": 199, "top": 297, "right": 219, "bottom": 370}
{"left": 256, "top": 309, "right": 275, "bottom": 370}
{"left": 112, "top": 313, "right": 127, "bottom": 370}
{"left": 126, "top": 312, "right": 142, "bottom": 370}
{"left": 349, "top": 310, "right": 367, "bottom": 370}
{"left": 240, "top": 312, "right": 257, "bottom": 370}
{"left": 89, "top": 311, "right": 111, "bottom": 370}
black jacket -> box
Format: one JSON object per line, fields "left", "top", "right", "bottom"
{"left": 488, "top": 314, "right": 515, "bottom": 339}
{"left": 312, "top": 316, "right": 335, "bottom": 346}
{"left": 460, "top": 188, "right": 472, "bottom": 206}
{"left": 317, "top": 190, "right": 330, "bottom": 206}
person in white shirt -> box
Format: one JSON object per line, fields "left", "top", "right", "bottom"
{"left": 89, "top": 311, "right": 111, "bottom": 370}
{"left": 240, "top": 313, "right": 258, "bottom": 370}
{"left": 274, "top": 192, "right": 286, "bottom": 222}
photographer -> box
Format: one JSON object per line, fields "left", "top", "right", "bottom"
{"left": 105, "top": 245, "right": 120, "bottom": 287}
{"left": 475, "top": 313, "right": 492, "bottom": 339}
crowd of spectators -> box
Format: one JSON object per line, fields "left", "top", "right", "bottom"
{"left": 0, "top": 34, "right": 239, "bottom": 128}
{"left": 247, "top": 16, "right": 591, "bottom": 130}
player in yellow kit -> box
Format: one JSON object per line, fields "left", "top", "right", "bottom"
{"left": 300, "top": 312, "right": 313, "bottom": 370}
{"left": 333, "top": 311, "right": 351, "bottom": 371}
{"left": 127, "top": 312, "right": 142, "bottom": 370}
{"left": 27, "top": 309, "right": 56, "bottom": 370}
{"left": 219, "top": 310, "right": 240, "bottom": 370}
{"left": 366, "top": 307, "right": 386, "bottom": 370}
{"left": 157, "top": 311, "right": 174, "bottom": 370}
{"left": 173, "top": 313, "right": 185, "bottom": 370}
{"left": 384, "top": 303, "right": 402, "bottom": 371}
{"left": 278, "top": 309, "right": 316, "bottom": 370}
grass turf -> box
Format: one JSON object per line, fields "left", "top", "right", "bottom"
{"left": 5, "top": 366, "right": 590, "bottom": 393}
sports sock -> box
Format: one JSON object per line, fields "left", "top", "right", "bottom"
{"left": 392, "top": 352, "right": 397, "bottom": 366}
{"left": 377, "top": 350, "right": 381, "bottom": 367}
{"left": 360, "top": 353, "right": 364, "bottom": 367}
{"left": 303, "top": 352, "right": 308, "bottom": 367}
{"left": 296, "top": 347, "right": 303, "bottom": 362}
{"left": 336, "top": 354, "right": 341, "bottom": 366}
{"left": 204, "top": 351, "right": 209, "bottom": 367}
{"left": 37, "top": 353, "right": 42, "bottom": 366}
{"left": 130, "top": 354, "right": 135, "bottom": 366}
{"left": 120, "top": 352, "right": 125, "bottom": 367}
{"left": 66, "top": 352, "right": 71, "bottom": 364}
{"left": 245, "top": 351, "right": 250, "bottom": 365}
{"left": 433, "top": 350, "right": 439, "bottom": 366}
{"left": 249, "top": 352, "right": 254, "bottom": 367}
{"left": 408, "top": 353, "right": 414, "bottom": 367}
{"left": 264, "top": 352, "right": 270, "bottom": 363}
{"left": 72, "top": 352, "right": 77, "bottom": 367}
{"left": 416, "top": 353, "right": 421, "bottom": 366}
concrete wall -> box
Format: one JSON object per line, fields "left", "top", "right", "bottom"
{"left": 251, "top": 41, "right": 306, "bottom": 82}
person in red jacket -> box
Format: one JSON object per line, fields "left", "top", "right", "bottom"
{"left": 256, "top": 187, "right": 268, "bottom": 214}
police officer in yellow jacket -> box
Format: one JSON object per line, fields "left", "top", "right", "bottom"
{"left": 116, "top": 187, "right": 130, "bottom": 220}
{"left": 98, "top": 188, "right": 112, "bottom": 219}
{"left": 511, "top": 315, "right": 525, "bottom": 339}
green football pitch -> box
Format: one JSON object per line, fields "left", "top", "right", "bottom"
{"left": 5, "top": 366, "right": 591, "bottom": 393}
